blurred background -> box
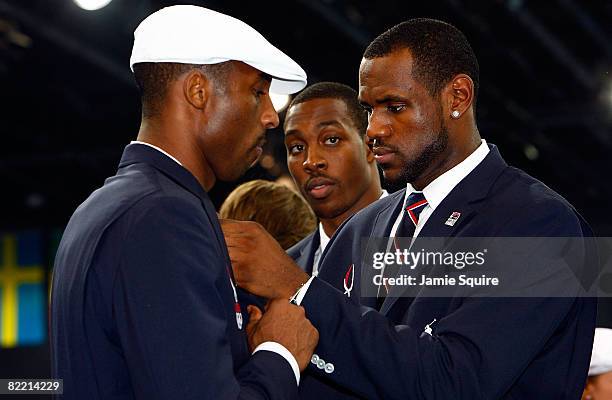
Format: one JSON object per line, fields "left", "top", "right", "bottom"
{"left": 0, "top": 0, "right": 611, "bottom": 390}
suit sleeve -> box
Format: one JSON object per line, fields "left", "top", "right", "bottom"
{"left": 112, "top": 195, "right": 297, "bottom": 400}
{"left": 300, "top": 200, "right": 595, "bottom": 399}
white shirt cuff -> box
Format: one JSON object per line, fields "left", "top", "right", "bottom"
{"left": 253, "top": 341, "right": 300, "bottom": 385}
{"left": 294, "top": 276, "right": 316, "bottom": 306}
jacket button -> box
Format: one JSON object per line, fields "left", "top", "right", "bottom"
{"left": 311, "top": 354, "right": 319, "bottom": 365}
{"left": 317, "top": 359, "right": 326, "bottom": 369}
{"left": 324, "top": 363, "right": 335, "bottom": 374}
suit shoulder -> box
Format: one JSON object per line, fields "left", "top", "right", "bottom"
{"left": 488, "top": 167, "right": 588, "bottom": 235}
{"left": 73, "top": 164, "right": 203, "bottom": 234}
{"left": 113, "top": 163, "right": 201, "bottom": 204}
{"left": 287, "top": 230, "right": 317, "bottom": 259}
{"left": 495, "top": 167, "right": 575, "bottom": 212}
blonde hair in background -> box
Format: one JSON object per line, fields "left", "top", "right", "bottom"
{"left": 220, "top": 180, "right": 317, "bottom": 249}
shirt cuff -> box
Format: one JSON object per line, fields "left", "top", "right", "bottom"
{"left": 253, "top": 341, "right": 300, "bottom": 385}
{"left": 294, "top": 276, "right": 316, "bottom": 306}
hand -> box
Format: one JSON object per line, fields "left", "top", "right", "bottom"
{"left": 221, "top": 219, "right": 310, "bottom": 299}
{"left": 247, "top": 299, "right": 319, "bottom": 371}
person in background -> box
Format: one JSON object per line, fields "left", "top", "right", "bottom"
{"left": 284, "top": 82, "right": 386, "bottom": 276}
{"left": 220, "top": 179, "right": 316, "bottom": 250}
{"left": 282, "top": 83, "right": 386, "bottom": 398}
{"left": 583, "top": 328, "right": 612, "bottom": 400}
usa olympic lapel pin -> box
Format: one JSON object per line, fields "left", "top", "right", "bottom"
{"left": 445, "top": 211, "right": 461, "bottom": 227}
{"left": 343, "top": 264, "right": 354, "bottom": 297}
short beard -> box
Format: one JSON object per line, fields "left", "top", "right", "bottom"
{"left": 384, "top": 123, "right": 449, "bottom": 191}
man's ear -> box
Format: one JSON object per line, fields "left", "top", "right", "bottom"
{"left": 183, "top": 69, "right": 209, "bottom": 110}
{"left": 443, "top": 74, "right": 474, "bottom": 119}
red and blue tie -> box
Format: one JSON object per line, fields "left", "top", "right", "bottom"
{"left": 396, "top": 191, "right": 429, "bottom": 239}
{"left": 380, "top": 192, "right": 429, "bottom": 303}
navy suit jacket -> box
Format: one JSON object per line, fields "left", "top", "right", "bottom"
{"left": 51, "top": 144, "right": 297, "bottom": 400}
{"left": 289, "top": 232, "right": 365, "bottom": 399}
{"left": 288, "top": 231, "right": 319, "bottom": 275}
{"left": 299, "top": 144, "right": 597, "bottom": 399}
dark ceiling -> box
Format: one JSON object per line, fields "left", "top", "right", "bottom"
{"left": 0, "top": 0, "right": 611, "bottom": 233}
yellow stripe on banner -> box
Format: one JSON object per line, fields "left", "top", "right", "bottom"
{"left": 1, "top": 282, "right": 17, "bottom": 347}
{"left": 0, "top": 235, "right": 44, "bottom": 348}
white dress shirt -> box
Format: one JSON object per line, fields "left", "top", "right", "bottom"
{"left": 390, "top": 139, "right": 490, "bottom": 239}
{"left": 129, "top": 141, "right": 301, "bottom": 385}
{"left": 295, "top": 140, "right": 490, "bottom": 305}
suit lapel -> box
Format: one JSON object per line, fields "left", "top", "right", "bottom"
{"left": 316, "top": 190, "right": 406, "bottom": 278}
{"left": 380, "top": 145, "right": 508, "bottom": 314}
{"left": 296, "top": 231, "right": 320, "bottom": 275}
{"left": 371, "top": 190, "right": 406, "bottom": 238}
{"left": 360, "top": 191, "right": 406, "bottom": 308}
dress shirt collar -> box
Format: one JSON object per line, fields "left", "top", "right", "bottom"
{"left": 405, "top": 139, "right": 489, "bottom": 211}
{"left": 318, "top": 223, "right": 331, "bottom": 254}
{"left": 130, "top": 140, "right": 183, "bottom": 166}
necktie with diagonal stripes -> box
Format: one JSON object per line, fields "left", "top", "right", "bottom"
{"left": 379, "top": 192, "right": 429, "bottom": 307}
{"left": 396, "top": 191, "right": 428, "bottom": 239}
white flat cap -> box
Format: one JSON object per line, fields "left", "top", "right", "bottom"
{"left": 589, "top": 328, "right": 612, "bottom": 376}
{"left": 130, "top": 5, "right": 307, "bottom": 95}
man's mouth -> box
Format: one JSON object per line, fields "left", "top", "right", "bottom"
{"left": 305, "top": 176, "right": 336, "bottom": 200}
{"left": 372, "top": 146, "right": 396, "bottom": 164}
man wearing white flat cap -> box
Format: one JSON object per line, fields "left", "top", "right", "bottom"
{"left": 50, "top": 5, "right": 318, "bottom": 400}
{"left": 582, "top": 328, "right": 612, "bottom": 400}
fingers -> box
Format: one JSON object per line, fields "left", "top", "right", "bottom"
{"left": 220, "top": 219, "right": 263, "bottom": 237}
{"left": 222, "top": 230, "right": 247, "bottom": 245}
{"left": 220, "top": 220, "right": 251, "bottom": 241}
{"left": 219, "top": 218, "right": 242, "bottom": 230}
{"left": 267, "top": 298, "right": 305, "bottom": 316}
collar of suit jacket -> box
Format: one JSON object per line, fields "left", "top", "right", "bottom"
{"left": 118, "top": 143, "right": 209, "bottom": 203}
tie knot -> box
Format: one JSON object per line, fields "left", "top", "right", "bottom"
{"left": 405, "top": 192, "right": 428, "bottom": 226}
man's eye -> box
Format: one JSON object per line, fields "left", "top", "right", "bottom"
{"left": 288, "top": 144, "right": 304, "bottom": 154}
{"left": 324, "top": 137, "right": 340, "bottom": 145}
{"left": 387, "top": 104, "right": 406, "bottom": 113}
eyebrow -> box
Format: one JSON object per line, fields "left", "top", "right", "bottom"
{"left": 360, "top": 94, "right": 408, "bottom": 107}
{"left": 284, "top": 120, "right": 343, "bottom": 139}
{"left": 284, "top": 129, "right": 300, "bottom": 138}
{"left": 316, "top": 120, "right": 343, "bottom": 129}
{"left": 374, "top": 95, "right": 408, "bottom": 104}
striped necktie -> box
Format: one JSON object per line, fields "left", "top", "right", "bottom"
{"left": 379, "top": 192, "right": 429, "bottom": 305}
{"left": 396, "top": 191, "right": 428, "bottom": 239}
